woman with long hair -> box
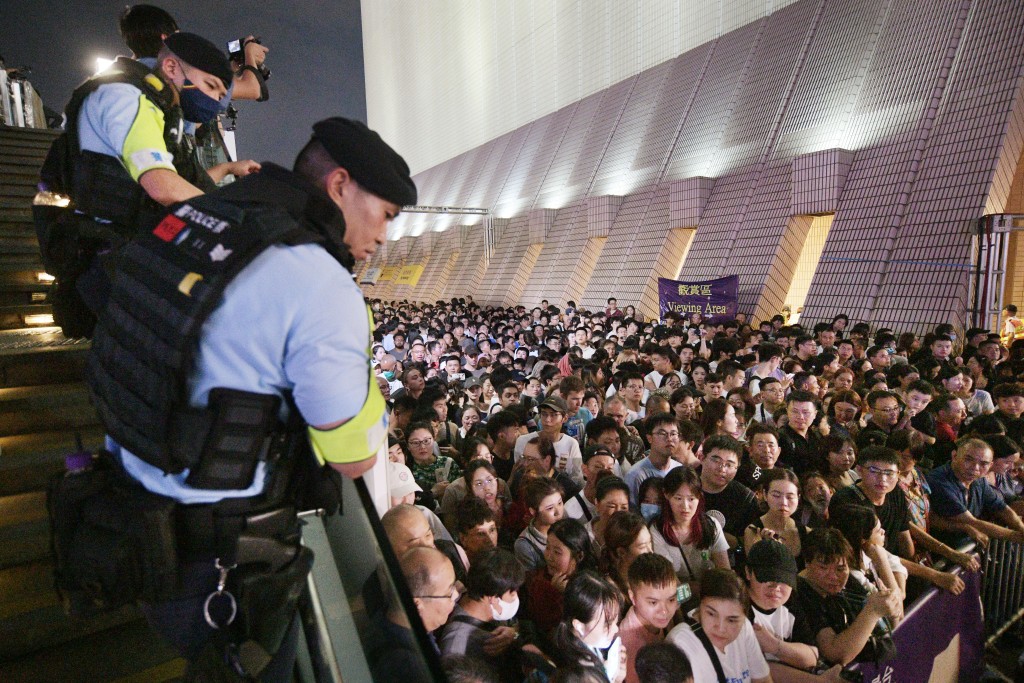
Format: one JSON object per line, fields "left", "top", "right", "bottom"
{"left": 649, "top": 466, "right": 729, "bottom": 599}
{"left": 688, "top": 360, "right": 711, "bottom": 394}
{"left": 599, "top": 510, "right": 653, "bottom": 599}
{"left": 455, "top": 405, "right": 483, "bottom": 452}
{"left": 551, "top": 570, "right": 626, "bottom": 683}
{"left": 819, "top": 435, "right": 858, "bottom": 492}
{"left": 699, "top": 398, "right": 740, "bottom": 439}
{"left": 524, "top": 518, "right": 600, "bottom": 638}
{"left": 829, "top": 505, "right": 906, "bottom": 612}
{"left": 743, "top": 469, "right": 809, "bottom": 567}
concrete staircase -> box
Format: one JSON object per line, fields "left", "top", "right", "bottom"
{"left": 0, "top": 125, "right": 184, "bottom": 682}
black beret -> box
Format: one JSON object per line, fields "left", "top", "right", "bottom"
{"left": 164, "top": 32, "right": 233, "bottom": 89}
{"left": 311, "top": 117, "right": 417, "bottom": 207}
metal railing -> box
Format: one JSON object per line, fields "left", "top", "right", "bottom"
{"left": 294, "top": 476, "right": 446, "bottom": 682}
{"left": 981, "top": 538, "right": 1024, "bottom": 646}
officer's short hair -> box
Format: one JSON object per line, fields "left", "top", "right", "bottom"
{"left": 120, "top": 4, "right": 178, "bottom": 58}
{"left": 294, "top": 139, "right": 341, "bottom": 189}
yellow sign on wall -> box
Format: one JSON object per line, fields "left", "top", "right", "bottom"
{"left": 379, "top": 266, "right": 399, "bottom": 282}
{"left": 395, "top": 265, "right": 425, "bottom": 287}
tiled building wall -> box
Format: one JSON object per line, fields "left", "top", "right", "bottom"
{"left": 364, "top": 0, "right": 802, "bottom": 174}
{"left": 374, "top": 0, "right": 1024, "bottom": 335}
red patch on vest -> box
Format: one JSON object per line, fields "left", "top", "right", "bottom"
{"left": 153, "top": 215, "right": 187, "bottom": 242}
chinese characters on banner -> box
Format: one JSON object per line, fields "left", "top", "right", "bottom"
{"left": 850, "top": 569, "right": 984, "bottom": 683}
{"left": 657, "top": 275, "right": 739, "bottom": 324}
{"left": 395, "top": 265, "right": 425, "bottom": 287}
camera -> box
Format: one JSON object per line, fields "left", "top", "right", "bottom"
{"left": 226, "top": 37, "right": 271, "bottom": 80}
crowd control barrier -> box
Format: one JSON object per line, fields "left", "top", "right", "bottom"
{"left": 850, "top": 566, "right": 984, "bottom": 683}
{"left": 981, "top": 537, "right": 1024, "bottom": 646}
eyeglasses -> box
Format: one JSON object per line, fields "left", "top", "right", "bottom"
{"left": 472, "top": 477, "right": 497, "bottom": 489}
{"left": 876, "top": 406, "right": 901, "bottom": 414}
{"left": 409, "top": 437, "right": 434, "bottom": 448}
{"left": 707, "top": 455, "right": 738, "bottom": 471}
{"left": 652, "top": 430, "right": 680, "bottom": 440}
{"left": 416, "top": 586, "right": 459, "bottom": 602}
{"left": 865, "top": 465, "right": 899, "bottom": 479}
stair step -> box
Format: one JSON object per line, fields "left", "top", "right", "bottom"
{"left": 0, "top": 427, "right": 105, "bottom": 497}
{"left": 0, "top": 347, "right": 88, "bottom": 388}
{"left": 0, "top": 139, "right": 53, "bottom": 153}
{"left": 0, "top": 236, "right": 39, "bottom": 253}
{"left": 0, "top": 560, "right": 141, "bottom": 661}
{"left": 0, "top": 125, "right": 61, "bottom": 140}
{"left": 0, "top": 383, "right": 99, "bottom": 437}
{"left": 0, "top": 184, "right": 37, "bottom": 200}
{"left": 0, "top": 618, "right": 184, "bottom": 683}
{"left": 0, "top": 491, "right": 50, "bottom": 568}
{"left": 0, "top": 154, "right": 46, "bottom": 170}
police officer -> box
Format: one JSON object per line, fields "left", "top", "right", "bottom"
{"left": 70, "top": 118, "right": 416, "bottom": 680}
{"left": 35, "top": 32, "right": 258, "bottom": 337}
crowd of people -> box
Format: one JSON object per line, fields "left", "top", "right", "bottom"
{"left": 366, "top": 296, "right": 1024, "bottom": 683}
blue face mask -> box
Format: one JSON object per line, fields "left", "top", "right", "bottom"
{"left": 179, "top": 79, "right": 222, "bottom": 123}
{"left": 640, "top": 503, "right": 660, "bottom": 522}
{"left": 383, "top": 371, "right": 395, "bottom": 381}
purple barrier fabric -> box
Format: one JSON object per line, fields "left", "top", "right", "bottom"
{"left": 851, "top": 569, "right": 984, "bottom": 683}
{"left": 657, "top": 276, "right": 739, "bottom": 324}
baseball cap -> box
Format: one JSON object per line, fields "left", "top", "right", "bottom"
{"left": 539, "top": 395, "right": 568, "bottom": 414}
{"left": 746, "top": 539, "right": 798, "bottom": 588}
{"left": 387, "top": 462, "right": 422, "bottom": 499}
{"left": 464, "top": 376, "right": 483, "bottom": 389}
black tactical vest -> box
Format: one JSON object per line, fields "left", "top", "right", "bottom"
{"left": 85, "top": 168, "right": 345, "bottom": 476}
{"left": 42, "top": 57, "right": 217, "bottom": 235}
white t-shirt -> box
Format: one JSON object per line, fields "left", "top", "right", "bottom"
{"left": 649, "top": 517, "right": 728, "bottom": 584}
{"left": 564, "top": 490, "right": 598, "bottom": 522}
{"left": 750, "top": 604, "right": 796, "bottom": 662}
{"left": 645, "top": 369, "right": 687, "bottom": 388}
{"left": 667, "top": 617, "right": 770, "bottom": 683}
{"left": 513, "top": 432, "right": 584, "bottom": 486}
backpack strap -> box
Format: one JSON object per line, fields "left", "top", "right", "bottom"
{"left": 685, "top": 616, "right": 727, "bottom": 683}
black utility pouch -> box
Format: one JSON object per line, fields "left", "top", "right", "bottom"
{"left": 184, "top": 389, "right": 282, "bottom": 491}
{"left": 288, "top": 440, "right": 343, "bottom": 515}
{"left": 234, "top": 545, "right": 314, "bottom": 659}
{"left": 47, "top": 455, "right": 179, "bottom": 617}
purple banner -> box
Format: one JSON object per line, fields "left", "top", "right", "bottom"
{"left": 657, "top": 276, "right": 739, "bottom": 324}
{"left": 851, "top": 569, "right": 984, "bottom": 683}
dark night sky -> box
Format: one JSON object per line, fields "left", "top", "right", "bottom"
{"left": 0, "top": 0, "right": 366, "bottom": 165}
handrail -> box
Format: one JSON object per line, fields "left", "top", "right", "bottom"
{"left": 295, "top": 476, "right": 446, "bottom": 682}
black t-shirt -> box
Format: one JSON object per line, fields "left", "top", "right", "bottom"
{"left": 492, "top": 451, "right": 515, "bottom": 482}
{"left": 703, "top": 480, "right": 761, "bottom": 540}
{"left": 734, "top": 461, "right": 782, "bottom": 492}
{"left": 910, "top": 411, "right": 936, "bottom": 438}
{"left": 855, "top": 423, "right": 890, "bottom": 450}
{"left": 790, "top": 575, "right": 892, "bottom": 664}
{"left": 829, "top": 483, "right": 910, "bottom": 556}
{"left": 996, "top": 410, "right": 1024, "bottom": 449}
{"left": 778, "top": 425, "right": 822, "bottom": 475}
{"left": 790, "top": 575, "right": 863, "bottom": 647}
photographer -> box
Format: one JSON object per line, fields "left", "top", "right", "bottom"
{"left": 120, "top": 5, "right": 270, "bottom": 103}
{"left": 118, "top": 5, "right": 269, "bottom": 180}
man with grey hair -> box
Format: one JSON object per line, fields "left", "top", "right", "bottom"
{"left": 927, "top": 437, "right": 1024, "bottom": 548}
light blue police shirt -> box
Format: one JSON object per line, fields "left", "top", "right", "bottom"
{"left": 112, "top": 242, "right": 370, "bottom": 504}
